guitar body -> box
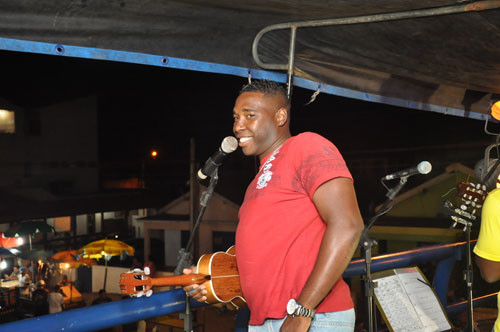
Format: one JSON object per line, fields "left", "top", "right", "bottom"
{"left": 197, "top": 246, "right": 246, "bottom": 308}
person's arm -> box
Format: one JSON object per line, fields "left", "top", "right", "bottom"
{"left": 475, "top": 255, "right": 500, "bottom": 283}
{"left": 280, "top": 177, "right": 364, "bottom": 332}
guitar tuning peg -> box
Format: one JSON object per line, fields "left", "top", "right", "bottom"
{"left": 460, "top": 205, "right": 467, "bottom": 210}
{"left": 146, "top": 290, "right": 153, "bottom": 297}
{"left": 144, "top": 267, "right": 151, "bottom": 275}
{"left": 137, "top": 291, "right": 144, "bottom": 298}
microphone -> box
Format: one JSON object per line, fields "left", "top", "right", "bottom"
{"left": 197, "top": 136, "right": 238, "bottom": 180}
{"left": 383, "top": 161, "right": 432, "bottom": 180}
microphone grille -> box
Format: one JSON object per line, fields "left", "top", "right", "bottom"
{"left": 221, "top": 136, "right": 238, "bottom": 154}
{"left": 418, "top": 161, "right": 432, "bottom": 175}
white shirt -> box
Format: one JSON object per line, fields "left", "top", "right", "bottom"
{"left": 48, "top": 292, "right": 64, "bottom": 313}
{"left": 18, "top": 274, "right": 30, "bottom": 287}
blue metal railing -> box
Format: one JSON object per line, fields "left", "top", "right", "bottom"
{"left": 0, "top": 288, "right": 206, "bottom": 332}
{"left": 1, "top": 241, "right": 497, "bottom": 331}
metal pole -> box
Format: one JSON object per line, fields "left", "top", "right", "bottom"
{"left": 286, "top": 26, "right": 297, "bottom": 99}
{"left": 252, "top": 1, "right": 500, "bottom": 70}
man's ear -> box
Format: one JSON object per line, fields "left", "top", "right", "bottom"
{"left": 276, "top": 107, "right": 288, "bottom": 126}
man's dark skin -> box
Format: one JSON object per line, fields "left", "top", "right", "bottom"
{"left": 475, "top": 255, "right": 500, "bottom": 283}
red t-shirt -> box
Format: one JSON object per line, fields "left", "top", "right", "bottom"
{"left": 236, "top": 132, "right": 354, "bottom": 325}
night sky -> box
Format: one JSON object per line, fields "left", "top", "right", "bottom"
{"left": 1, "top": 50, "right": 496, "bottom": 217}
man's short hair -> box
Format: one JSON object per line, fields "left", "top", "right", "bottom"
{"left": 239, "top": 80, "right": 290, "bottom": 107}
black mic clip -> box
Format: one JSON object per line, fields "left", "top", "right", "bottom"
{"left": 199, "top": 156, "right": 221, "bottom": 179}
{"left": 386, "top": 176, "right": 408, "bottom": 200}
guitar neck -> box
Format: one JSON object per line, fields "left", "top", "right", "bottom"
{"left": 151, "top": 274, "right": 210, "bottom": 287}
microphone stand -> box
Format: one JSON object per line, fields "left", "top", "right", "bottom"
{"left": 448, "top": 209, "right": 477, "bottom": 332}
{"left": 173, "top": 169, "right": 220, "bottom": 332}
{"left": 464, "top": 219, "right": 475, "bottom": 332}
{"left": 361, "top": 176, "right": 408, "bottom": 332}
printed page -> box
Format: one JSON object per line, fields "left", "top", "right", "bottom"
{"left": 397, "top": 271, "right": 451, "bottom": 332}
{"left": 374, "top": 274, "right": 424, "bottom": 332}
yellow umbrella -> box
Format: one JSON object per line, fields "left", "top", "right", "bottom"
{"left": 78, "top": 239, "right": 134, "bottom": 259}
{"left": 78, "top": 239, "right": 134, "bottom": 290}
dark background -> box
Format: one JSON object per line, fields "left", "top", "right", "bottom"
{"left": 0, "top": 50, "right": 496, "bottom": 218}
{"left": 2, "top": 49, "right": 500, "bottom": 329}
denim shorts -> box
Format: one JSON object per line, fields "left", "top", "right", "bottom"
{"left": 248, "top": 308, "right": 355, "bottom": 332}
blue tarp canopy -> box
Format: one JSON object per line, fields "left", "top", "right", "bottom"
{"left": 0, "top": 0, "right": 500, "bottom": 120}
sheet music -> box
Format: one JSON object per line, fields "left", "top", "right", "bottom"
{"left": 398, "top": 272, "right": 451, "bottom": 332}
{"left": 374, "top": 269, "right": 451, "bottom": 332}
{"left": 374, "top": 275, "right": 423, "bottom": 332}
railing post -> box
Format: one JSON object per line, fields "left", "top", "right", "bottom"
{"left": 432, "top": 254, "right": 457, "bottom": 306}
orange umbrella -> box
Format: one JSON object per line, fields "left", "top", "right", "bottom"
{"left": 0, "top": 233, "right": 23, "bottom": 248}
{"left": 50, "top": 250, "right": 97, "bottom": 268}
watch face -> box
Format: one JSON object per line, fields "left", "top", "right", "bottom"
{"left": 287, "top": 299, "right": 298, "bottom": 315}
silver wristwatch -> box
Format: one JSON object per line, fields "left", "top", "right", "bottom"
{"left": 286, "top": 298, "right": 315, "bottom": 318}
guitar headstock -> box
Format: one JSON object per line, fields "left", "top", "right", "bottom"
{"left": 442, "top": 182, "right": 488, "bottom": 230}
{"left": 457, "top": 182, "right": 488, "bottom": 214}
{"left": 120, "top": 268, "right": 154, "bottom": 298}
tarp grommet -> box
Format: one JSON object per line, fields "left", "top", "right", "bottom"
{"left": 54, "top": 44, "right": 65, "bottom": 55}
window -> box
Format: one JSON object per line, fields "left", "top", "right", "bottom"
{"left": 54, "top": 216, "right": 71, "bottom": 232}
{"left": 0, "top": 109, "right": 15, "bottom": 134}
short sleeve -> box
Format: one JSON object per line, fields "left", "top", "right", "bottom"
{"left": 474, "top": 189, "right": 500, "bottom": 262}
{"left": 292, "top": 133, "right": 352, "bottom": 198}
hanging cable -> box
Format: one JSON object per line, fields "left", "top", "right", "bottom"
{"left": 305, "top": 86, "right": 321, "bottom": 106}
